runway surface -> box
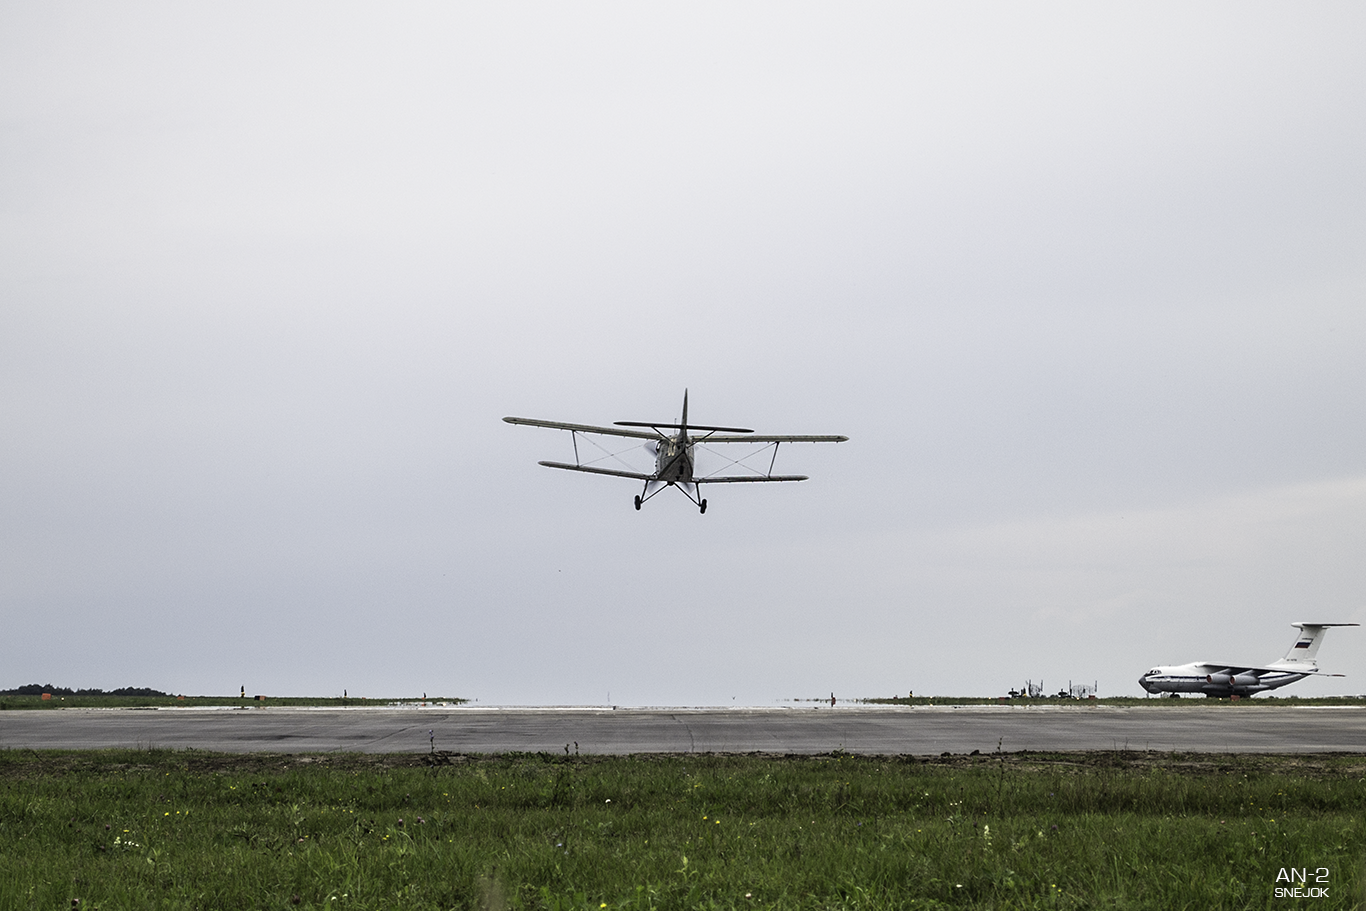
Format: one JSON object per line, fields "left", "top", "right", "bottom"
{"left": 3, "top": 704, "right": 1366, "bottom": 754}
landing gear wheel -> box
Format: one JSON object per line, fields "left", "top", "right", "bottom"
{"left": 699, "top": 499, "right": 707, "bottom": 514}
{"left": 633, "top": 495, "right": 642, "bottom": 511}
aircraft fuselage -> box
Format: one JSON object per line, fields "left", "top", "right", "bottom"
{"left": 1137, "top": 622, "right": 1354, "bottom": 698}
{"left": 653, "top": 435, "right": 694, "bottom": 484}
{"left": 1138, "top": 663, "right": 1308, "bottom": 697}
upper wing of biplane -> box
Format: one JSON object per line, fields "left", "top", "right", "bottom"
{"left": 503, "top": 417, "right": 848, "bottom": 444}
{"left": 502, "top": 417, "right": 662, "bottom": 440}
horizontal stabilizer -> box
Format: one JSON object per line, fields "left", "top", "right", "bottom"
{"left": 615, "top": 421, "right": 755, "bottom": 433}
{"left": 695, "top": 474, "right": 808, "bottom": 483}
{"left": 537, "top": 461, "right": 653, "bottom": 481}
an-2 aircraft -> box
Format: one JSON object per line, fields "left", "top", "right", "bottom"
{"left": 503, "top": 391, "right": 847, "bottom": 513}
{"left": 1138, "top": 622, "right": 1358, "bottom": 698}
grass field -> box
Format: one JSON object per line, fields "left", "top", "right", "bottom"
{"left": 0, "top": 695, "right": 467, "bottom": 711}
{"left": 862, "top": 696, "right": 1366, "bottom": 707}
{"left": 2, "top": 748, "right": 1363, "bottom": 910}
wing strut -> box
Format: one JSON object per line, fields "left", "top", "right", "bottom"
{"left": 696, "top": 439, "right": 797, "bottom": 481}
{"left": 558, "top": 430, "right": 647, "bottom": 474}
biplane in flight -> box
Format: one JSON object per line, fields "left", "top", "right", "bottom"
{"left": 504, "top": 391, "right": 847, "bottom": 513}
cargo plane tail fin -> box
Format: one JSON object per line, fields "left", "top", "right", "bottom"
{"left": 1275, "top": 622, "right": 1358, "bottom": 668}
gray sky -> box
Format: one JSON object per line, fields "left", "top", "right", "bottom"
{"left": 3, "top": 3, "right": 1365, "bottom": 704}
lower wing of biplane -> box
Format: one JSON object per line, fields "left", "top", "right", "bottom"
{"left": 503, "top": 407, "right": 847, "bottom": 513}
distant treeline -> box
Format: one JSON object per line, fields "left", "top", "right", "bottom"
{"left": 0, "top": 684, "right": 172, "bottom": 697}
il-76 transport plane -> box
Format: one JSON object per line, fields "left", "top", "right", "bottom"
{"left": 1139, "top": 622, "right": 1358, "bottom": 698}
{"left": 504, "top": 391, "right": 847, "bottom": 513}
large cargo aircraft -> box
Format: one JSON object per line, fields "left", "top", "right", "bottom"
{"left": 1139, "top": 622, "right": 1357, "bottom": 697}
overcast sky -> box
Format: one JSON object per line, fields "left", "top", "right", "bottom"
{"left": 3, "top": 3, "right": 1365, "bottom": 704}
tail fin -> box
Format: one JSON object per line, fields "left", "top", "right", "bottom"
{"left": 1276, "top": 622, "right": 1359, "bottom": 667}
{"left": 680, "top": 389, "right": 689, "bottom": 436}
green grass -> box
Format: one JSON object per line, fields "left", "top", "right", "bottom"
{"left": 0, "top": 695, "right": 466, "bottom": 711}
{"left": 2, "top": 750, "right": 1364, "bottom": 910}
{"left": 860, "top": 696, "right": 1366, "bottom": 707}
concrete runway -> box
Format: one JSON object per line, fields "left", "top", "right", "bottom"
{"left": 3, "top": 704, "right": 1366, "bottom": 754}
